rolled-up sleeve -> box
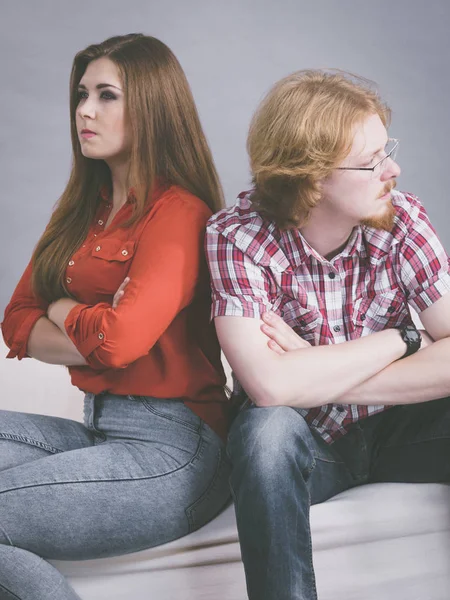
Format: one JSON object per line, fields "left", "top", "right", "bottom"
{"left": 1, "top": 261, "right": 48, "bottom": 359}
{"left": 205, "top": 222, "right": 272, "bottom": 320}
{"left": 398, "top": 197, "right": 450, "bottom": 313}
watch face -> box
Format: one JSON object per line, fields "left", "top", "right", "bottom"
{"left": 405, "top": 328, "right": 420, "bottom": 343}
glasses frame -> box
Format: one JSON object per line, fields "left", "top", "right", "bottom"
{"left": 336, "top": 138, "right": 399, "bottom": 173}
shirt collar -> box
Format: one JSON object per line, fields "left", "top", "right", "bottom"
{"left": 280, "top": 225, "right": 366, "bottom": 269}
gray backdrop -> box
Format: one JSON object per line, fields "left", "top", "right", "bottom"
{"left": 1, "top": 0, "right": 449, "bottom": 313}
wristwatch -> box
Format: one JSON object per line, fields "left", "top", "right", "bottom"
{"left": 397, "top": 324, "right": 422, "bottom": 358}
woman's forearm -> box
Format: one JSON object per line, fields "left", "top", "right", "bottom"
{"left": 27, "top": 317, "right": 87, "bottom": 366}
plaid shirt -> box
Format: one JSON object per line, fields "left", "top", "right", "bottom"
{"left": 206, "top": 190, "right": 450, "bottom": 443}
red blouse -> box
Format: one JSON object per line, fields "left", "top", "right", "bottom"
{"left": 2, "top": 185, "right": 230, "bottom": 441}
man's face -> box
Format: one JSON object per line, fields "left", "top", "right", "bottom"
{"left": 319, "top": 113, "right": 401, "bottom": 231}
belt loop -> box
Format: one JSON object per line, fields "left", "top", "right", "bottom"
{"left": 83, "top": 393, "right": 96, "bottom": 429}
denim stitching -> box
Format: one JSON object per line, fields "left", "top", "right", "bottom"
{"left": 306, "top": 490, "right": 319, "bottom": 600}
{"left": 0, "top": 583, "right": 21, "bottom": 600}
{"left": 185, "top": 441, "right": 228, "bottom": 532}
{"left": 138, "top": 398, "right": 201, "bottom": 434}
{"left": 0, "top": 519, "right": 13, "bottom": 545}
{"left": 0, "top": 433, "right": 63, "bottom": 454}
{"left": 0, "top": 423, "right": 206, "bottom": 496}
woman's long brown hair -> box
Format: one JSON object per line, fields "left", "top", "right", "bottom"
{"left": 32, "top": 33, "right": 224, "bottom": 302}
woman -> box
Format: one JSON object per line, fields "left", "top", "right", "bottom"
{"left": 1, "top": 33, "right": 231, "bottom": 599}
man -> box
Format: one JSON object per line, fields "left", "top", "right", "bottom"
{"left": 205, "top": 70, "right": 450, "bottom": 600}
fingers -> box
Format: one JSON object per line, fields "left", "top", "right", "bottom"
{"left": 267, "top": 339, "right": 285, "bottom": 355}
{"left": 117, "top": 277, "right": 130, "bottom": 294}
{"left": 261, "top": 311, "right": 310, "bottom": 351}
{"left": 112, "top": 277, "right": 130, "bottom": 309}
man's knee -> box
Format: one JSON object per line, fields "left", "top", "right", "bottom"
{"left": 227, "top": 405, "right": 314, "bottom": 478}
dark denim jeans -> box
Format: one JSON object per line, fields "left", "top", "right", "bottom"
{"left": 0, "top": 393, "right": 230, "bottom": 600}
{"left": 227, "top": 397, "right": 450, "bottom": 600}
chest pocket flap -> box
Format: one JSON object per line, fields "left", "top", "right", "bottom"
{"left": 92, "top": 239, "right": 135, "bottom": 262}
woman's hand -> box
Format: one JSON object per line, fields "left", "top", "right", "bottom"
{"left": 260, "top": 311, "right": 311, "bottom": 355}
{"left": 112, "top": 277, "right": 130, "bottom": 309}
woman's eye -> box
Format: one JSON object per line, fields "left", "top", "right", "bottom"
{"left": 100, "top": 91, "right": 116, "bottom": 100}
{"left": 77, "top": 90, "right": 88, "bottom": 100}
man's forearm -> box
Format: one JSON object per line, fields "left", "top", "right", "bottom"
{"left": 339, "top": 337, "right": 450, "bottom": 406}
{"left": 27, "top": 317, "right": 87, "bottom": 366}
{"left": 262, "top": 328, "right": 407, "bottom": 408}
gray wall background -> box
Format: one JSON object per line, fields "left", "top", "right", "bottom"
{"left": 1, "top": 0, "right": 449, "bottom": 314}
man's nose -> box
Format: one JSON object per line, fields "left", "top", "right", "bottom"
{"left": 382, "top": 157, "right": 401, "bottom": 180}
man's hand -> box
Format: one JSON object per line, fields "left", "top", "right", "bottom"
{"left": 112, "top": 277, "right": 130, "bottom": 309}
{"left": 261, "top": 311, "right": 311, "bottom": 355}
{"left": 261, "top": 312, "right": 434, "bottom": 356}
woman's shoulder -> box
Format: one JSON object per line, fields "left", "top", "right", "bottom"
{"left": 154, "top": 184, "right": 213, "bottom": 220}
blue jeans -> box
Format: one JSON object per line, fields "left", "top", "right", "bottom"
{"left": 0, "top": 393, "right": 231, "bottom": 600}
{"left": 227, "top": 397, "right": 450, "bottom": 600}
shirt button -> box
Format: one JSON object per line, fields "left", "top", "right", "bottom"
{"left": 95, "top": 246, "right": 101, "bottom": 252}
{"left": 336, "top": 405, "right": 345, "bottom": 413}
{"left": 299, "top": 319, "right": 306, "bottom": 327}
{"left": 68, "top": 260, "right": 74, "bottom": 266}
{"left": 387, "top": 306, "right": 395, "bottom": 313}
{"left": 360, "top": 313, "right": 366, "bottom": 321}
{"left": 98, "top": 332, "right": 104, "bottom": 340}
{"left": 333, "top": 325, "right": 341, "bottom": 332}
{"left": 328, "top": 272, "right": 336, "bottom": 279}
{"left": 66, "top": 277, "right": 72, "bottom": 284}
{"left": 98, "top": 220, "right": 104, "bottom": 226}
{"left": 121, "top": 249, "right": 128, "bottom": 256}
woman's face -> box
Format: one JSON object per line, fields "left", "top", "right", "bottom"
{"left": 76, "top": 57, "right": 131, "bottom": 164}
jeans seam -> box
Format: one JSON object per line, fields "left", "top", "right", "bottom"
{"left": 138, "top": 398, "right": 201, "bottom": 434}
{"left": 0, "top": 519, "right": 13, "bottom": 545}
{"left": 185, "top": 443, "right": 226, "bottom": 532}
{"left": 306, "top": 490, "right": 319, "bottom": 600}
{"left": 0, "top": 583, "right": 21, "bottom": 600}
{"left": 0, "top": 433, "right": 63, "bottom": 454}
{"left": 0, "top": 428, "right": 207, "bottom": 496}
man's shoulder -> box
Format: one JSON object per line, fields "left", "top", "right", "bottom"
{"left": 391, "top": 190, "right": 424, "bottom": 229}
{"left": 207, "top": 190, "right": 280, "bottom": 252}
{"left": 363, "top": 190, "right": 428, "bottom": 253}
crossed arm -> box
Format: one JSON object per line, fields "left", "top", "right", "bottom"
{"left": 215, "top": 292, "right": 450, "bottom": 409}
{"left": 26, "top": 279, "right": 128, "bottom": 365}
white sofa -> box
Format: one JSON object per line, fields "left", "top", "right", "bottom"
{"left": 1, "top": 338, "right": 450, "bottom": 600}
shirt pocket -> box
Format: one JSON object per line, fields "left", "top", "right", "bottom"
{"left": 92, "top": 239, "right": 135, "bottom": 262}
{"left": 352, "top": 289, "right": 409, "bottom": 335}
{"left": 90, "top": 239, "right": 136, "bottom": 296}
{"left": 281, "top": 300, "right": 319, "bottom": 344}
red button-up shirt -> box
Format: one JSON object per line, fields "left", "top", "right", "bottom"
{"left": 3, "top": 185, "right": 230, "bottom": 441}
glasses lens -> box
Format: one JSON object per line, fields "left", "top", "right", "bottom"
{"left": 372, "top": 139, "right": 399, "bottom": 178}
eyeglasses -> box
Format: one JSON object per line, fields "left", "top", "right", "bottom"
{"left": 337, "top": 138, "right": 399, "bottom": 178}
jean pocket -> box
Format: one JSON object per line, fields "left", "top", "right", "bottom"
{"left": 137, "top": 396, "right": 201, "bottom": 433}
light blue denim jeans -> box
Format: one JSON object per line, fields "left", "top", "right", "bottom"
{"left": 0, "top": 393, "right": 231, "bottom": 600}
{"left": 228, "top": 397, "right": 450, "bottom": 600}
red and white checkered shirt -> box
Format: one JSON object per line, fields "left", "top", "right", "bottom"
{"left": 206, "top": 190, "right": 450, "bottom": 443}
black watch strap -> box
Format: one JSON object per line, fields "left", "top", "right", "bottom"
{"left": 398, "top": 324, "right": 422, "bottom": 358}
